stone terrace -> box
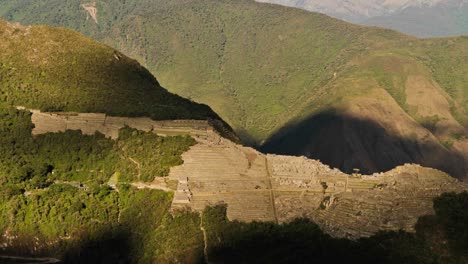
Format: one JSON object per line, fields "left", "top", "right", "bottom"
{"left": 28, "top": 109, "right": 210, "bottom": 139}
{"left": 169, "top": 136, "right": 276, "bottom": 222}
{"left": 24, "top": 107, "right": 468, "bottom": 239}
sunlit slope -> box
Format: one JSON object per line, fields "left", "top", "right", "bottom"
{"left": 0, "top": 20, "right": 220, "bottom": 121}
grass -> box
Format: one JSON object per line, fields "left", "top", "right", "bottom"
{"left": 0, "top": 19, "right": 221, "bottom": 121}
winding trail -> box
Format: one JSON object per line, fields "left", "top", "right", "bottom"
{"left": 0, "top": 255, "right": 61, "bottom": 263}
{"left": 128, "top": 157, "right": 141, "bottom": 180}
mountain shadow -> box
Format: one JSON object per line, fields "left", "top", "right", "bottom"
{"left": 260, "top": 109, "right": 467, "bottom": 181}
{"left": 2, "top": 192, "right": 465, "bottom": 263}
{"left": 0, "top": 228, "right": 132, "bottom": 264}
{"left": 204, "top": 192, "right": 468, "bottom": 264}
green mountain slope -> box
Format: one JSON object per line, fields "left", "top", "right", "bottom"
{"left": 0, "top": 19, "right": 221, "bottom": 121}
{"left": 1, "top": 0, "right": 466, "bottom": 179}
{"left": 0, "top": 20, "right": 210, "bottom": 261}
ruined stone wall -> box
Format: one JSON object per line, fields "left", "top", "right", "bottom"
{"left": 28, "top": 109, "right": 211, "bottom": 139}
{"left": 268, "top": 155, "right": 467, "bottom": 238}
{"left": 168, "top": 134, "right": 468, "bottom": 239}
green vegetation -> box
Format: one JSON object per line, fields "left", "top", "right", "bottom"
{"left": 0, "top": 2, "right": 465, "bottom": 181}
{"left": 0, "top": 19, "right": 214, "bottom": 262}
{"left": 117, "top": 128, "right": 195, "bottom": 182}
{"left": 0, "top": 19, "right": 220, "bottom": 121}
{"left": 0, "top": 106, "right": 195, "bottom": 186}
{"left": 0, "top": 105, "right": 202, "bottom": 262}
{"left": 0, "top": 3, "right": 466, "bottom": 262}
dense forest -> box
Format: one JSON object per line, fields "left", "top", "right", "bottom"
{"left": 0, "top": 105, "right": 203, "bottom": 262}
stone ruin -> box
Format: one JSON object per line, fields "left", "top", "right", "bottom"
{"left": 22, "top": 107, "right": 468, "bottom": 239}
{"left": 25, "top": 108, "right": 211, "bottom": 139}
{"left": 172, "top": 176, "right": 192, "bottom": 208}
{"left": 167, "top": 134, "right": 468, "bottom": 239}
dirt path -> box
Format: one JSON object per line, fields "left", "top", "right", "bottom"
{"left": 130, "top": 182, "right": 171, "bottom": 192}
{"left": 128, "top": 157, "right": 141, "bottom": 180}
{"left": 0, "top": 255, "right": 61, "bottom": 263}
{"left": 264, "top": 158, "right": 278, "bottom": 224}
{"left": 200, "top": 213, "right": 209, "bottom": 264}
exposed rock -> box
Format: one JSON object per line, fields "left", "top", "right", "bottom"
{"left": 81, "top": 1, "right": 98, "bottom": 24}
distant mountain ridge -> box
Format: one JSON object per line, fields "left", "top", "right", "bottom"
{"left": 256, "top": 0, "right": 468, "bottom": 37}
{"left": 257, "top": 0, "right": 446, "bottom": 20}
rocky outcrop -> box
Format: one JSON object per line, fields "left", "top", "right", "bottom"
{"left": 81, "top": 2, "right": 98, "bottom": 24}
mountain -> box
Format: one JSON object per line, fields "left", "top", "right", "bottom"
{"left": 0, "top": 19, "right": 210, "bottom": 262}
{"left": 0, "top": 19, "right": 222, "bottom": 121}
{"left": 256, "top": 0, "right": 446, "bottom": 23}
{"left": 363, "top": 0, "right": 468, "bottom": 38}
{"left": 0, "top": 19, "right": 467, "bottom": 263}
{"left": 1, "top": 0, "right": 467, "bottom": 180}
{"left": 256, "top": 0, "right": 468, "bottom": 37}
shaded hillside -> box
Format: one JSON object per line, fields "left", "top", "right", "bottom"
{"left": 0, "top": 0, "right": 466, "bottom": 179}
{"left": 0, "top": 17, "right": 466, "bottom": 264}
{"left": 261, "top": 109, "right": 467, "bottom": 178}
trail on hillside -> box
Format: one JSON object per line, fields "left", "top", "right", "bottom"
{"left": 200, "top": 213, "right": 209, "bottom": 264}
{"left": 0, "top": 255, "right": 61, "bottom": 263}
